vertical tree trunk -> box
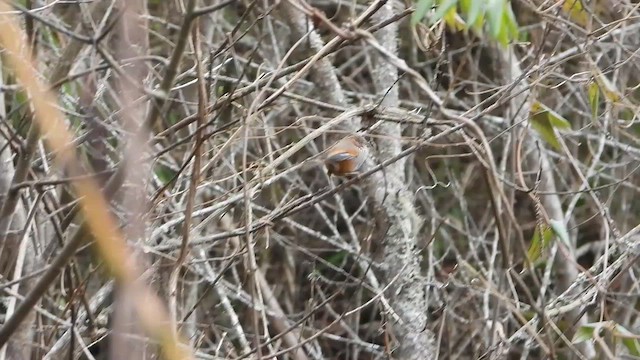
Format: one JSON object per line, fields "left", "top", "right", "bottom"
{"left": 370, "top": 2, "right": 436, "bottom": 359}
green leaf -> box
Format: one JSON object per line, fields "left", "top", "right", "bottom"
{"left": 527, "top": 226, "right": 554, "bottom": 264}
{"left": 326, "top": 251, "right": 347, "bottom": 266}
{"left": 155, "top": 164, "right": 177, "bottom": 185}
{"left": 486, "top": 0, "right": 505, "bottom": 38}
{"left": 167, "top": 111, "right": 179, "bottom": 125}
{"left": 443, "top": 4, "right": 466, "bottom": 31}
{"left": 459, "top": 0, "right": 470, "bottom": 15}
{"left": 505, "top": 3, "right": 519, "bottom": 40}
{"left": 412, "top": 0, "right": 435, "bottom": 25}
{"left": 530, "top": 113, "right": 561, "bottom": 150}
{"left": 496, "top": 11, "right": 510, "bottom": 47}
{"left": 595, "top": 73, "right": 622, "bottom": 103}
{"left": 614, "top": 324, "right": 640, "bottom": 356}
{"left": 573, "top": 323, "right": 600, "bottom": 344}
{"left": 493, "top": 2, "right": 519, "bottom": 46}
{"left": 462, "top": 0, "right": 484, "bottom": 30}
{"left": 588, "top": 81, "right": 600, "bottom": 120}
{"left": 530, "top": 101, "right": 570, "bottom": 150}
{"left": 562, "top": 0, "right": 589, "bottom": 27}
{"left": 537, "top": 102, "right": 571, "bottom": 129}
{"left": 622, "top": 338, "right": 640, "bottom": 357}
{"left": 620, "top": 108, "right": 635, "bottom": 122}
{"left": 432, "top": 0, "right": 458, "bottom": 25}
{"left": 472, "top": 12, "right": 485, "bottom": 33}
{"left": 576, "top": 322, "right": 640, "bottom": 355}
{"left": 549, "top": 220, "right": 570, "bottom": 247}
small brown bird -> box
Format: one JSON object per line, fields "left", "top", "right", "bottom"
{"left": 323, "top": 134, "right": 369, "bottom": 177}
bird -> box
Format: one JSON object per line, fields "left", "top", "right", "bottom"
{"left": 323, "top": 134, "right": 369, "bottom": 177}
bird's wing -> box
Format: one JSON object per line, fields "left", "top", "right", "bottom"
{"left": 326, "top": 152, "right": 356, "bottom": 162}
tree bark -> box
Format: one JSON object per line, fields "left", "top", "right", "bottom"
{"left": 369, "top": 1, "right": 436, "bottom": 359}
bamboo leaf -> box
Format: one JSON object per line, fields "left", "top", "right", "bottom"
{"left": 536, "top": 102, "right": 571, "bottom": 129}
{"left": 549, "top": 220, "right": 570, "bottom": 247}
{"left": 432, "top": 0, "right": 458, "bottom": 25}
{"left": 463, "top": 0, "right": 484, "bottom": 29}
{"left": 562, "top": 0, "right": 589, "bottom": 27}
{"left": 412, "top": 0, "right": 435, "bottom": 25}
{"left": 622, "top": 338, "right": 640, "bottom": 357}
{"left": 443, "top": 6, "right": 466, "bottom": 31}
{"left": 530, "top": 116, "right": 560, "bottom": 151}
{"left": 573, "top": 322, "right": 606, "bottom": 344}
{"left": 505, "top": 3, "right": 519, "bottom": 39}
{"left": 527, "top": 226, "right": 554, "bottom": 264}
{"left": 530, "top": 101, "right": 571, "bottom": 150}
{"left": 595, "top": 72, "right": 622, "bottom": 103}
{"left": 486, "top": 0, "right": 504, "bottom": 38}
